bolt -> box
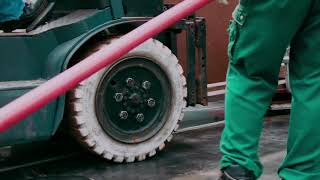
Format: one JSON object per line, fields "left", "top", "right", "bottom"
{"left": 136, "top": 113, "right": 145, "bottom": 123}
{"left": 142, "top": 81, "right": 151, "bottom": 90}
{"left": 114, "top": 93, "right": 123, "bottom": 102}
{"left": 119, "top": 111, "right": 128, "bottom": 120}
{"left": 147, "top": 98, "right": 156, "bottom": 108}
{"left": 126, "top": 78, "right": 135, "bottom": 87}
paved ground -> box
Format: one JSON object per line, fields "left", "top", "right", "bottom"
{"left": 0, "top": 115, "right": 289, "bottom": 180}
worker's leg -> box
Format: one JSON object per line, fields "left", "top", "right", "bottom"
{"left": 278, "top": 2, "right": 320, "bottom": 179}
{"left": 0, "top": 0, "right": 24, "bottom": 23}
{"left": 220, "top": 0, "right": 311, "bottom": 178}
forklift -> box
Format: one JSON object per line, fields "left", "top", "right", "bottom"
{"left": 0, "top": 0, "right": 208, "bottom": 163}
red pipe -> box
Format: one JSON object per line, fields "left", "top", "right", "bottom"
{"left": 0, "top": 0, "right": 213, "bottom": 132}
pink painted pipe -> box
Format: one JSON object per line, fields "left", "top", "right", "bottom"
{"left": 0, "top": 0, "right": 214, "bottom": 132}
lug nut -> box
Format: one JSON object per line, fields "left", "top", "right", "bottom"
{"left": 136, "top": 113, "right": 145, "bottom": 123}
{"left": 147, "top": 98, "right": 156, "bottom": 108}
{"left": 142, "top": 81, "right": 151, "bottom": 90}
{"left": 119, "top": 111, "right": 129, "bottom": 120}
{"left": 126, "top": 78, "right": 135, "bottom": 87}
{"left": 114, "top": 93, "right": 124, "bottom": 102}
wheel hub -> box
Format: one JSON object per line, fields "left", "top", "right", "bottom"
{"left": 95, "top": 57, "right": 171, "bottom": 144}
{"left": 129, "top": 93, "right": 142, "bottom": 104}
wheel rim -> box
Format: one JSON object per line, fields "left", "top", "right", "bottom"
{"left": 95, "top": 57, "right": 172, "bottom": 144}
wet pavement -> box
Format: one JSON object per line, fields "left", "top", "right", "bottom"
{"left": 0, "top": 115, "right": 289, "bottom": 180}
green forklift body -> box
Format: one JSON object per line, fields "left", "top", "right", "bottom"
{"left": 0, "top": 9, "right": 114, "bottom": 146}
{"left": 0, "top": 0, "right": 163, "bottom": 147}
{"left": 54, "top": 0, "right": 111, "bottom": 10}
{"left": 0, "top": 0, "right": 208, "bottom": 149}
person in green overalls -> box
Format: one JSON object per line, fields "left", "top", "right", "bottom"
{"left": 219, "top": 0, "right": 320, "bottom": 180}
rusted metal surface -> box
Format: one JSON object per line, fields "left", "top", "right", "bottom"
{"left": 171, "top": 16, "right": 208, "bottom": 106}
{"left": 165, "top": 0, "right": 237, "bottom": 83}
{"left": 185, "top": 19, "right": 197, "bottom": 105}
{"left": 195, "top": 18, "right": 208, "bottom": 105}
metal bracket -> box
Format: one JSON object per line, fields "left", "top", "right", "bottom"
{"left": 195, "top": 17, "right": 208, "bottom": 106}
{"left": 185, "top": 19, "right": 197, "bottom": 106}
{"left": 184, "top": 17, "right": 208, "bottom": 106}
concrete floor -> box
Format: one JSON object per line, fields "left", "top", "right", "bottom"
{"left": 0, "top": 115, "right": 289, "bottom": 180}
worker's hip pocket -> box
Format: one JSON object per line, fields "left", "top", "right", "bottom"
{"left": 228, "top": 5, "right": 247, "bottom": 64}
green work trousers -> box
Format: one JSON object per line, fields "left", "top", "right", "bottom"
{"left": 220, "top": 0, "right": 320, "bottom": 179}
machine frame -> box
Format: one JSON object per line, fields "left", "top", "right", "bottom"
{"left": 0, "top": 0, "right": 208, "bottom": 151}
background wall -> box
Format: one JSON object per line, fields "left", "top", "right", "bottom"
{"left": 164, "top": 0, "right": 237, "bottom": 83}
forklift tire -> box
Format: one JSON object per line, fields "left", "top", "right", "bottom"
{"left": 67, "top": 38, "right": 187, "bottom": 163}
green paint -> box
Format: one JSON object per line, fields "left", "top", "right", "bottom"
{"left": 122, "top": 0, "right": 163, "bottom": 17}
{"left": 0, "top": 8, "right": 113, "bottom": 146}
{"left": 110, "top": 0, "right": 125, "bottom": 19}
{"left": 220, "top": 1, "right": 320, "bottom": 179}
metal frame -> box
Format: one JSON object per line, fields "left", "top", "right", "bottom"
{"left": 195, "top": 17, "right": 208, "bottom": 106}
{"left": 0, "top": 1, "right": 209, "bottom": 137}
{"left": 172, "top": 15, "right": 208, "bottom": 106}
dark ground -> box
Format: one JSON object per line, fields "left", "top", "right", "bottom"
{"left": 0, "top": 115, "right": 289, "bottom": 180}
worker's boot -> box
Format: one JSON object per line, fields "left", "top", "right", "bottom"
{"left": 0, "top": 0, "right": 48, "bottom": 32}
{"left": 219, "top": 164, "right": 256, "bottom": 180}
